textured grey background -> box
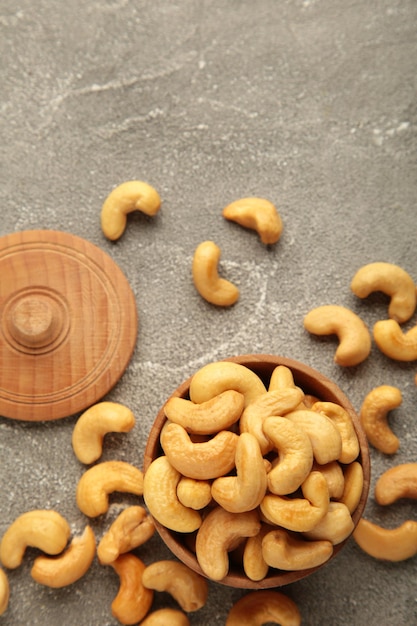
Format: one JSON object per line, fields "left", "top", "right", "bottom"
{"left": 1, "top": 0, "right": 416, "bottom": 624}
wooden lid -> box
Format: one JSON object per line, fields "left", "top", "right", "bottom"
{"left": 0, "top": 230, "right": 138, "bottom": 421}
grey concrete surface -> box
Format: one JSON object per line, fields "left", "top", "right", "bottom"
{"left": 1, "top": 0, "right": 416, "bottom": 624}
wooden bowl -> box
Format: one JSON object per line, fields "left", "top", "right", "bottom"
{"left": 143, "top": 354, "right": 370, "bottom": 588}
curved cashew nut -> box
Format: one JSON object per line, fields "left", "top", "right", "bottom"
{"left": 303, "top": 305, "right": 371, "bottom": 366}
{"left": 225, "top": 590, "right": 301, "bottom": 626}
{"left": 339, "top": 461, "right": 364, "bottom": 514}
{"left": 373, "top": 319, "right": 417, "bottom": 361}
{"left": 31, "top": 526, "right": 96, "bottom": 588}
{"left": 311, "top": 401, "right": 359, "bottom": 464}
{"left": 160, "top": 422, "right": 239, "bottom": 480}
{"left": 0, "top": 568, "right": 9, "bottom": 616}
{"left": 195, "top": 506, "right": 260, "bottom": 581}
{"left": 359, "top": 385, "right": 402, "bottom": 454}
{"left": 72, "top": 401, "right": 135, "bottom": 464}
{"left": 211, "top": 432, "right": 268, "bottom": 512}
{"left": 164, "top": 389, "right": 244, "bottom": 435}
{"left": 101, "top": 180, "right": 161, "bottom": 241}
{"left": 303, "top": 502, "right": 354, "bottom": 545}
{"left": 374, "top": 463, "right": 417, "bottom": 505}
{"left": 222, "top": 197, "right": 283, "bottom": 245}
{"left": 313, "top": 461, "right": 345, "bottom": 500}
{"left": 110, "top": 553, "right": 154, "bottom": 625}
{"left": 0, "top": 510, "right": 70, "bottom": 569}
{"left": 268, "top": 364, "right": 296, "bottom": 390}
{"left": 97, "top": 506, "right": 155, "bottom": 565}
{"left": 140, "top": 609, "right": 190, "bottom": 626}
{"left": 351, "top": 262, "right": 416, "bottom": 323}
{"left": 285, "top": 409, "right": 342, "bottom": 464}
{"left": 76, "top": 461, "right": 144, "bottom": 517}
{"left": 143, "top": 456, "right": 202, "bottom": 533}
{"left": 189, "top": 360, "right": 267, "bottom": 407}
{"left": 242, "top": 523, "right": 274, "bottom": 582}
{"left": 262, "top": 528, "right": 333, "bottom": 572}
{"left": 353, "top": 518, "right": 417, "bottom": 561}
{"left": 239, "top": 387, "right": 304, "bottom": 454}
{"left": 192, "top": 241, "right": 239, "bottom": 306}
{"left": 260, "top": 471, "right": 329, "bottom": 532}
{"left": 177, "top": 477, "right": 212, "bottom": 510}
{"left": 263, "top": 415, "right": 313, "bottom": 495}
{"left": 142, "top": 560, "right": 208, "bottom": 612}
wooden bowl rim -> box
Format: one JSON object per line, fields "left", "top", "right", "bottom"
{"left": 143, "top": 354, "right": 370, "bottom": 589}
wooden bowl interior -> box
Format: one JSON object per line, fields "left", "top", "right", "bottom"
{"left": 143, "top": 354, "right": 370, "bottom": 589}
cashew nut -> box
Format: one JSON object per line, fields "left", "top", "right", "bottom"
{"left": 261, "top": 528, "right": 333, "bottom": 572}
{"left": 0, "top": 568, "right": 9, "bottom": 616}
{"left": 195, "top": 506, "right": 260, "bottom": 580}
{"left": 312, "top": 461, "right": 345, "bottom": 500}
{"left": 160, "top": 422, "right": 239, "bottom": 480}
{"left": 373, "top": 319, "right": 417, "bottom": 361}
{"left": 0, "top": 510, "right": 70, "bottom": 569}
{"left": 359, "top": 385, "right": 402, "bottom": 454}
{"left": 72, "top": 401, "right": 135, "bottom": 464}
{"left": 239, "top": 387, "right": 304, "bottom": 454}
{"left": 268, "top": 364, "right": 296, "bottom": 391}
{"left": 263, "top": 415, "right": 313, "bottom": 495}
{"left": 142, "top": 560, "right": 208, "bottom": 612}
{"left": 163, "top": 389, "right": 244, "bottom": 435}
{"left": 285, "top": 409, "right": 342, "bottom": 464}
{"left": 97, "top": 506, "right": 155, "bottom": 565}
{"left": 177, "top": 477, "right": 212, "bottom": 510}
{"left": 101, "top": 180, "right": 161, "bottom": 241}
{"left": 110, "top": 553, "right": 154, "bottom": 625}
{"left": 374, "top": 463, "right": 417, "bottom": 505}
{"left": 76, "top": 461, "right": 144, "bottom": 517}
{"left": 192, "top": 240, "right": 239, "bottom": 306}
{"left": 143, "top": 456, "right": 202, "bottom": 533}
{"left": 189, "top": 360, "right": 267, "bottom": 407}
{"left": 242, "top": 523, "right": 273, "bottom": 582}
{"left": 339, "top": 461, "right": 364, "bottom": 514}
{"left": 311, "top": 401, "right": 360, "bottom": 464}
{"left": 353, "top": 518, "right": 417, "bottom": 561}
{"left": 31, "top": 525, "right": 96, "bottom": 588}
{"left": 303, "top": 502, "right": 354, "bottom": 545}
{"left": 351, "top": 262, "right": 416, "bottom": 323}
{"left": 303, "top": 305, "right": 371, "bottom": 366}
{"left": 260, "top": 470, "right": 329, "bottom": 532}
{"left": 225, "top": 590, "right": 301, "bottom": 626}
{"left": 211, "top": 432, "right": 268, "bottom": 512}
{"left": 222, "top": 197, "right": 283, "bottom": 245}
{"left": 140, "top": 609, "right": 190, "bottom": 626}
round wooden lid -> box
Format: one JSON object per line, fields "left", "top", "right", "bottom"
{"left": 0, "top": 230, "right": 138, "bottom": 421}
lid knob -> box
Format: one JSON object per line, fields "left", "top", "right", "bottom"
{"left": 8, "top": 295, "right": 61, "bottom": 348}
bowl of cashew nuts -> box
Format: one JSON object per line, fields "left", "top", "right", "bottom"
{"left": 143, "top": 354, "right": 370, "bottom": 589}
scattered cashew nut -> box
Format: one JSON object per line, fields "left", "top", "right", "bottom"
{"left": 101, "top": 180, "right": 161, "bottom": 241}
{"left": 76, "top": 461, "right": 144, "bottom": 517}
{"left": 225, "top": 590, "right": 301, "bottom": 626}
{"left": 164, "top": 389, "right": 244, "bottom": 435}
{"left": 140, "top": 609, "right": 190, "bottom": 626}
{"left": 192, "top": 240, "right": 239, "bottom": 306}
{"left": 31, "top": 525, "right": 96, "bottom": 588}
{"left": 373, "top": 319, "right": 417, "bottom": 361}
{"left": 353, "top": 518, "right": 417, "bottom": 561}
{"left": 142, "top": 560, "right": 208, "bottom": 612}
{"left": 303, "top": 304, "right": 371, "bottom": 366}
{"left": 0, "top": 510, "right": 71, "bottom": 569}
{"left": 359, "top": 385, "right": 402, "bottom": 454}
{"left": 189, "top": 360, "right": 267, "bottom": 407}
{"left": 374, "top": 463, "right": 417, "bottom": 505}
{"left": 195, "top": 506, "right": 260, "bottom": 580}
{"left": 262, "top": 528, "right": 334, "bottom": 571}
{"left": 143, "top": 456, "right": 202, "bottom": 533}
{"left": 72, "top": 401, "right": 135, "bottom": 464}
{"left": 0, "top": 568, "right": 9, "bottom": 616}
{"left": 351, "top": 262, "right": 416, "bottom": 323}
{"left": 97, "top": 506, "right": 155, "bottom": 565}
{"left": 222, "top": 197, "right": 283, "bottom": 245}
{"left": 211, "top": 432, "right": 268, "bottom": 512}
{"left": 110, "top": 553, "right": 154, "bottom": 625}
